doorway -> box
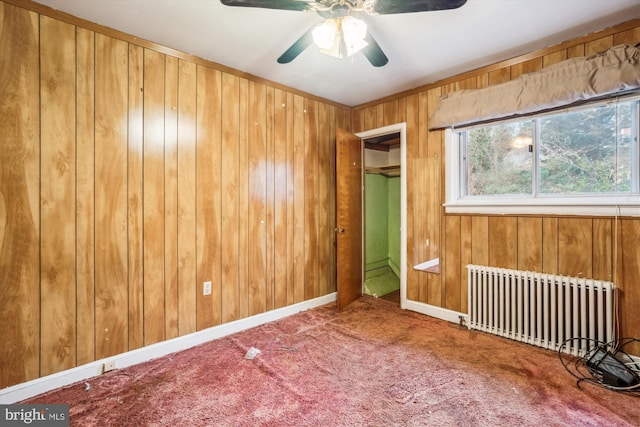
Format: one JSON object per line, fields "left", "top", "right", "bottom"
{"left": 356, "top": 124, "right": 407, "bottom": 308}
{"left": 363, "top": 134, "right": 401, "bottom": 303}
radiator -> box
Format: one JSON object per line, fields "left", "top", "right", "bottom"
{"left": 467, "top": 265, "right": 617, "bottom": 356}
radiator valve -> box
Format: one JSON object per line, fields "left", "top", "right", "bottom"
{"left": 459, "top": 315, "right": 467, "bottom": 328}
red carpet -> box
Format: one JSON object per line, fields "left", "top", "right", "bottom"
{"left": 25, "top": 297, "right": 640, "bottom": 426}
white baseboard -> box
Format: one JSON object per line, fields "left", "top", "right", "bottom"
{"left": 0, "top": 292, "right": 337, "bottom": 404}
{"left": 402, "top": 299, "right": 467, "bottom": 325}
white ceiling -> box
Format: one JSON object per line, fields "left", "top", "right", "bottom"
{"left": 33, "top": 0, "right": 640, "bottom": 106}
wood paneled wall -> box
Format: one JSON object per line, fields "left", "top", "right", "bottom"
{"left": 0, "top": 1, "right": 348, "bottom": 388}
{"left": 353, "top": 20, "right": 640, "bottom": 350}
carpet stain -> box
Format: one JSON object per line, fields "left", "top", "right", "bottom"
{"left": 23, "top": 297, "right": 640, "bottom": 426}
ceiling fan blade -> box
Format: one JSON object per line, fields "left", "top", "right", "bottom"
{"left": 277, "top": 28, "right": 314, "bottom": 64}
{"left": 372, "top": 0, "right": 468, "bottom": 14}
{"left": 362, "top": 32, "right": 388, "bottom": 67}
{"left": 220, "top": 0, "right": 314, "bottom": 12}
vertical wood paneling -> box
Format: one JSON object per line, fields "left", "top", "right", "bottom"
{"left": 317, "top": 102, "right": 331, "bottom": 296}
{"left": 285, "top": 92, "right": 296, "bottom": 305}
{"left": 418, "top": 92, "right": 428, "bottom": 158}
{"left": 567, "top": 44, "right": 585, "bottom": 58}
{"left": 426, "top": 89, "right": 441, "bottom": 157}
{"left": 352, "top": 108, "right": 364, "bottom": 133}
{"left": 76, "top": 27, "right": 96, "bottom": 365}
{"left": 412, "top": 158, "right": 427, "bottom": 302}
{"left": 221, "top": 73, "right": 240, "bottom": 323}
{"left": 614, "top": 27, "right": 640, "bottom": 45}
{"left": 488, "top": 217, "right": 517, "bottom": 269}
{"left": 405, "top": 94, "right": 419, "bottom": 301}
{"left": 585, "top": 36, "right": 614, "bottom": 55}
{"left": 593, "top": 218, "right": 612, "bottom": 282}
{"left": 95, "top": 34, "right": 129, "bottom": 359}
{"left": 459, "top": 216, "right": 472, "bottom": 313}
{"left": 558, "top": 218, "right": 592, "bottom": 277}
{"left": 176, "top": 59, "right": 197, "bottom": 335}
{"left": 617, "top": 220, "right": 640, "bottom": 354}
{"left": 273, "top": 89, "right": 289, "bottom": 308}
{"left": 541, "top": 218, "right": 558, "bottom": 274}
{"left": 0, "top": 3, "right": 40, "bottom": 387}
{"left": 164, "top": 55, "right": 179, "bottom": 339}
{"left": 471, "top": 217, "right": 489, "bottom": 265}
{"left": 476, "top": 73, "right": 489, "bottom": 89}
{"left": 143, "top": 49, "right": 166, "bottom": 346}
{"left": 249, "top": 81, "right": 267, "bottom": 315}
{"left": 543, "top": 50, "right": 567, "bottom": 68}
{"left": 304, "top": 99, "right": 319, "bottom": 300}
{"left": 383, "top": 99, "right": 398, "bottom": 126}
{"left": 517, "top": 217, "right": 542, "bottom": 271}
{"left": 510, "top": 57, "right": 542, "bottom": 79}
{"left": 397, "top": 97, "right": 406, "bottom": 123}
{"left": 238, "top": 78, "right": 250, "bottom": 318}
{"left": 292, "top": 94, "right": 305, "bottom": 303}
{"left": 488, "top": 67, "right": 510, "bottom": 85}
{"left": 417, "top": 92, "right": 430, "bottom": 302}
{"left": 455, "top": 76, "right": 476, "bottom": 91}
{"left": 443, "top": 216, "right": 460, "bottom": 310}
{"left": 196, "top": 65, "right": 222, "bottom": 330}
{"left": 266, "top": 88, "right": 276, "bottom": 311}
{"left": 327, "top": 107, "right": 338, "bottom": 293}
{"left": 426, "top": 156, "right": 441, "bottom": 301}
{"left": 39, "top": 15, "right": 76, "bottom": 376}
{"left": 364, "top": 105, "right": 376, "bottom": 130}
{"left": 127, "top": 44, "right": 144, "bottom": 350}
{"left": 376, "top": 104, "right": 384, "bottom": 128}
{"left": 424, "top": 90, "right": 443, "bottom": 303}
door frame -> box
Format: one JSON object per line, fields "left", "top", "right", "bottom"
{"left": 356, "top": 123, "right": 407, "bottom": 309}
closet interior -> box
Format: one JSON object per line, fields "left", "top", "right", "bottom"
{"left": 363, "top": 133, "right": 401, "bottom": 303}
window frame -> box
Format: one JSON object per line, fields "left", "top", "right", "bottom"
{"left": 444, "top": 95, "right": 640, "bottom": 217}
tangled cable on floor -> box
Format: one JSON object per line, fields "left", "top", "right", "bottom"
{"left": 559, "top": 337, "right": 640, "bottom": 396}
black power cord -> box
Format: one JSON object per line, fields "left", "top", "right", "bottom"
{"left": 558, "top": 337, "right": 640, "bottom": 396}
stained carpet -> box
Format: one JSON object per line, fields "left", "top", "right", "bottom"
{"left": 25, "top": 297, "right": 640, "bottom": 426}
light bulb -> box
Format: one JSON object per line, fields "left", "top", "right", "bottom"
{"left": 341, "top": 16, "right": 368, "bottom": 56}
{"left": 312, "top": 19, "right": 338, "bottom": 50}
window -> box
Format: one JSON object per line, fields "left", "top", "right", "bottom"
{"left": 445, "top": 95, "right": 640, "bottom": 216}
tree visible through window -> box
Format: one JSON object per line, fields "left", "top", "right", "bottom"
{"left": 461, "top": 97, "right": 638, "bottom": 198}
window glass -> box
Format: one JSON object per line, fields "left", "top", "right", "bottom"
{"left": 538, "top": 102, "right": 633, "bottom": 194}
{"left": 459, "top": 97, "right": 638, "bottom": 198}
{"left": 465, "top": 121, "right": 532, "bottom": 196}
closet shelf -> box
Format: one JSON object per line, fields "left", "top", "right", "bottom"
{"left": 365, "top": 164, "right": 400, "bottom": 177}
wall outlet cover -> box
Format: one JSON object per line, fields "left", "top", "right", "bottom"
{"left": 102, "top": 361, "right": 116, "bottom": 373}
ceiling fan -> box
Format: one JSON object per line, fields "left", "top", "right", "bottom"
{"left": 220, "top": 0, "right": 468, "bottom": 67}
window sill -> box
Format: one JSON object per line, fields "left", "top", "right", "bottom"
{"left": 444, "top": 198, "right": 640, "bottom": 217}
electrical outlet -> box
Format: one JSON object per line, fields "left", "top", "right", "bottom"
{"left": 203, "top": 281, "right": 212, "bottom": 296}
{"left": 102, "top": 361, "right": 116, "bottom": 373}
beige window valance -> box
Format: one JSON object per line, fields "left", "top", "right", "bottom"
{"left": 429, "top": 44, "right": 640, "bottom": 130}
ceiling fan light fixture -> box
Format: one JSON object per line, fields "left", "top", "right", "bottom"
{"left": 312, "top": 19, "right": 339, "bottom": 49}
{"left": 319, "top": 37, "right": 342, "bottom": 59}
{"left": 313, "top": 16, "right": 368, "bottom": 60}
{"left": 341, "top": 16, "right": 368, "bottom": 56}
